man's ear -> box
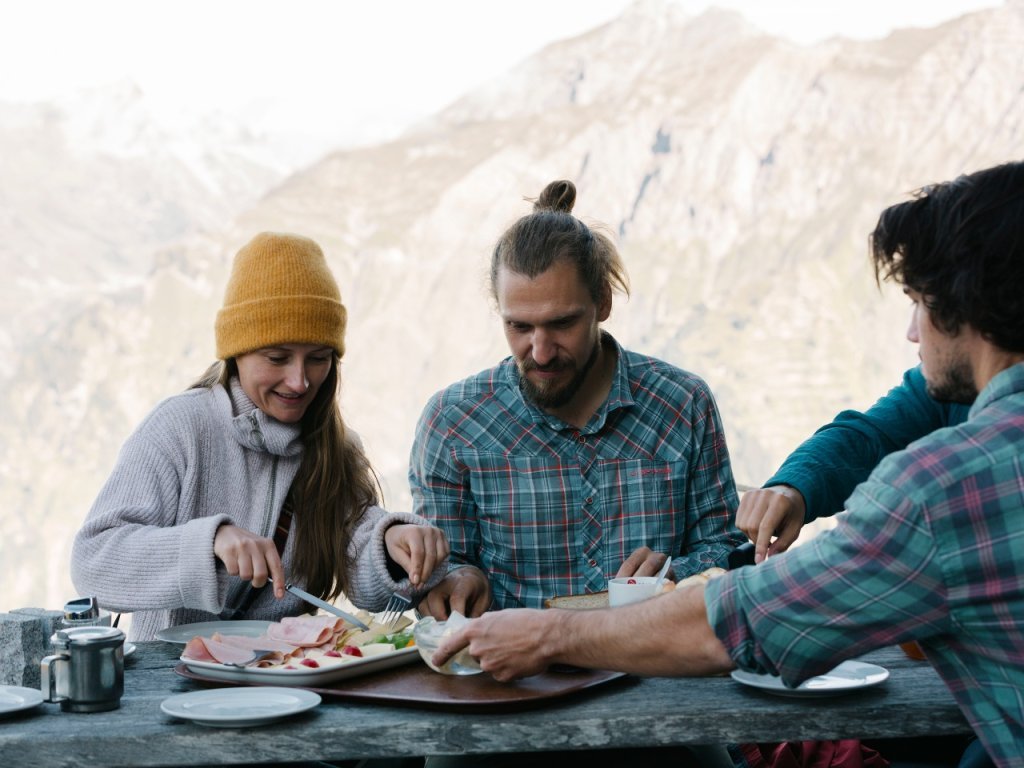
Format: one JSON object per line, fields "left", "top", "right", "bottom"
{"left": 597, "top": 285, "right": 613, "bottom": 322}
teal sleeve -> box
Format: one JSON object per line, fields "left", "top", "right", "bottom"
{"left": 765, "top": 366, "right": 970, "bottom": 520}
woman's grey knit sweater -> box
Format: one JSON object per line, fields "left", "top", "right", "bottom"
{"left": 71, "top": 379, "right": 444, "bottom": 641}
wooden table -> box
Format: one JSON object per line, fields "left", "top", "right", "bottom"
{"left": 0, "top": 642, "right": 971, "bottom": 767}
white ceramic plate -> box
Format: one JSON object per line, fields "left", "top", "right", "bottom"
{"left": 161, "top": 686, "right": 320, "bottom": 727}
{"left": 0, "top": 686, "right": 44, "bottom": 717}
{"left": 181, "top": 645, "right": 420, "bottom": 687}
{"left": 731, "top": 660, "right": 890, "bottom": 698}
{"left": 156, "top": 620, "right": 274, "bottom": 645}
{"left": 124, "top": 642, "right": 136, "bottom": 658}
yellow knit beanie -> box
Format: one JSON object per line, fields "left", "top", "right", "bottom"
{"left": 215, "top": 232, "right": 347, "bottom": 360}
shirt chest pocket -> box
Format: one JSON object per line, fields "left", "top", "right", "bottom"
{"left": 595, "top": 458, "right": 689, "bottom": 547}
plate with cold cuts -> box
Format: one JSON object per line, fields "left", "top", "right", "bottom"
{"left": 731, "top": 660, "right": 890, "bottom": 698}
{"left": 161, "top": 686, "right": 321, "bottom": 727}
{"left": 177, "top": 613, "right": 420, "bottom": 687}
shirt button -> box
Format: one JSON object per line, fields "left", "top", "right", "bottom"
{"left": 578, "top": 435, "right": 586, "bottom": 444}
{"left": 585, "top": 497, "right": 593, "bottom": 504}
{"left": 588, "top": 559, "right": 597, "bottom": 567}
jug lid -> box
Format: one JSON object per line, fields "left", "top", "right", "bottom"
{"left": 52, "top": 625, "right": 124, "bottom": 648}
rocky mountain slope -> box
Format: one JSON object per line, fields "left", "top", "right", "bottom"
{"left": 4, "top": 0, "right": 1023, "bottom": 611}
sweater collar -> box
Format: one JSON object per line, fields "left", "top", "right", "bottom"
{"left": 223, "top": 377, "right": 304, "bottom": 457}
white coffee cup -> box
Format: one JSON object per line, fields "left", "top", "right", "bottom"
{"left": 608, "top": 576, "right": 660, "bottom": 607}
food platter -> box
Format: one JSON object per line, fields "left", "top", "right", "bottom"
{"left": 180, "top": 645, "right": 421, "bottom": 687}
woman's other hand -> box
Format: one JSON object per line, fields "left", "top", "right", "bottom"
{"left": 734, "top": 485, "right": 807, "bottom": 563}
{"left": 213, "top": 524, "right": 286, "bottom": 598}
{"left": 384, "top": 523, "right": 449, "bottom": 588}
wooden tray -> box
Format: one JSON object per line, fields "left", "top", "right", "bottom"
{"left": 175, "top": 661, "right": 630, "bottom": 712}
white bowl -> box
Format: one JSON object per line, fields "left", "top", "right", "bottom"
{"left": 412, "top": 615, "right": 482, "bottom": 676}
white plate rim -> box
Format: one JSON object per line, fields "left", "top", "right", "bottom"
{"left": 124, "top": 642, "right": 137, "bottom": 658}
{"left": 160, "top": 686, "right": 320, "bottom": 727}
{"left": 731, "top": 660, "right": 890, "bottom": 698}
{"left": 181, "top": 644, "right": 420, "bottom": 687}
{"left": 0, "top": 685, "right": 45, "bottom": 716}
{"left": 156, "top": 620, "right": 274, "bottom": 644}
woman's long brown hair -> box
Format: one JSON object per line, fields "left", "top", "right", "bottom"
{"left": 192, "top": 357, "right": 380, "bottom": 601}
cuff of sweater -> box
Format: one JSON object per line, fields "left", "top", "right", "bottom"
{"left": 178, "top": 514, "right": 233, "bottom": 612}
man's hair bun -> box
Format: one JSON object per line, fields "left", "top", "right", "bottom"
{"left": 534, "top": 180, "right": 576, "bottom": 214}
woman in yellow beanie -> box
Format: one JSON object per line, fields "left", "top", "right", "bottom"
{"left": 71, "top": 232, "right": 449, "bottom": 641}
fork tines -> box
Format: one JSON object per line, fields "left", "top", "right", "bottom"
{"left": 378, "top": 591, "right": 412, "bottom": 631}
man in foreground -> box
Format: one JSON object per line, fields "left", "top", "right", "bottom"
{"left": 411, "top": 178, "right": 744, "bottom": 618}
{"left": 433, "top": 161, "right": 1024, "bottom": 767}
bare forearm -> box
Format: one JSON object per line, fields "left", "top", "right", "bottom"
{"left": 542, "top": 584, "right": 734, "bottom": 677}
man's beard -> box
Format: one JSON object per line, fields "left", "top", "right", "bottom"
{"left": 518, "top": 340, "right": 599, "bottom": 409}
{"left": 925, "top": 355, "right": 977, "bottom": 404}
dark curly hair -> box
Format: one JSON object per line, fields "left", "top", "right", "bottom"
{"left": 870, "top": 160, "right": 1024, "bottom": 353}
{"left": 489, "top": 179, "right": 630, "bottom": 304}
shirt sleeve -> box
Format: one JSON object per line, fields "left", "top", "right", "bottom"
{"left": 408, "top": 392, "right": 481, "bottom": 571}
{"left": 674, "top": 380, "right": 746, "bottom": 577}
{"left": 705, "top": 468, "right": 953, "bottom": 686}
{"left": 766, "top": 365, "right": 960, "bottom": 521}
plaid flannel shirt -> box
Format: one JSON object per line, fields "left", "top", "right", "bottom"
{"left": 707, "top": 361, "right": 1024, "bottom": 768}
{"left": 410, "top": 334, "right": 743, "bottom": 609}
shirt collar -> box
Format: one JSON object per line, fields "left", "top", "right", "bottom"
{"left": 969, "top": 360, "right": 1024, "bottom": 419}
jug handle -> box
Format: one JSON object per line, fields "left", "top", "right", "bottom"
{"left": 40, "top": 653, "right": 67, "bottom": 703}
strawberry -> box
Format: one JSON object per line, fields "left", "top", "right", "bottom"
{"left": 341, "top": 645, "right": 363, "bottom": 657}
{"left": 299, "top": 658, "right": 320, "bottom": 668}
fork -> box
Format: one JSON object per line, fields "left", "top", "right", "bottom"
{"left": 376, "top": 590, "right": 412, "bottom": 631}
{"left": 222, "top": 649, "right": 277, "bottom": 668}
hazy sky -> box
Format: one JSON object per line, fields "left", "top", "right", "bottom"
{"left": 1, "top": 0, "right": 1003, "bottom": 152}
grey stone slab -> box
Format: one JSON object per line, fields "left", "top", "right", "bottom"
{"left": 0, "top": 609, "right": 62, "bottom": 687}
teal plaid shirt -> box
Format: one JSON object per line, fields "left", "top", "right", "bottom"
{"left": 410, "top": 334, "right": 743, "bottom": 609}
{"left": 707, "top": 361, "right": 1024, "bottom": 768}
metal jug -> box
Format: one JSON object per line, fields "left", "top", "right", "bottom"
{"left": 40, "top": 626, "right": 125, "bottom": 712}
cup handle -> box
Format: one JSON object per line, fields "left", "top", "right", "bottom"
{"left": 40, "top": 653, "right": 68, "bottom": 703}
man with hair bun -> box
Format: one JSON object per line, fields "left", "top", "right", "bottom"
{"left": 412, "top": 179, "right": 745, "bottom": 619}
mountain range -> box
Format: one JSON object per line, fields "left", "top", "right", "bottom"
{"left": 3, "top": 0, "right": 1023, "bottom": 612}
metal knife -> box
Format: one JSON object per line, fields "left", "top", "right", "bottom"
{"left": 280, "top": 581, "right": 370, "bottom": 630}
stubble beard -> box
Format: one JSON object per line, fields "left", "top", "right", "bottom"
{"left": 925, "top": 356, "right": 977, "bottom": 404}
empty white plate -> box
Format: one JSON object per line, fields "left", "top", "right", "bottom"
{"left": 731, "top": 660, "right": 890, "bottom": 697}
{"left": 0, "top": 686, "right": 44, "bottom": 717}
{"left": 161, "top": 686, "right": 320, "bottom": 727}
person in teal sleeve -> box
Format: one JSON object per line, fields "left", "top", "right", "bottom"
{"left": 736, "top": 365, "right": 972, "bottom": 563}
{"left": 432, "top": 160, "right": 1024, "bottom": 768}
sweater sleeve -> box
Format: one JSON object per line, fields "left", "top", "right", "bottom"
{"left": 70, "top": 400, "right": 232, "bottom": 615}
{"left": 343, "top": 506, "right": 448, "bottom": 611}
{"left": 766, "top": 365, "right": 967, "bottom": 521}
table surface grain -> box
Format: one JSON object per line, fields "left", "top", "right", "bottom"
{"left": 0, "top": 641, "right": 971, "bottom": 768}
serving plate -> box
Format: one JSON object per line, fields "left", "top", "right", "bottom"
{"left": 156, "top": 620, "right": 274, "bottom": 645}
{"left": 731, "top": 660, "right": 890, "bottom": 698}
{"left": 0, "top": 686, "right": 44, "bottom": 718}
{"left": 161, "top": 686, "right": 320, "bottom": 727}
{"left": 180, "top": 645, "right": 420, "bottom": 687}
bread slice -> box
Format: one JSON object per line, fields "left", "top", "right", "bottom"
{"left": 543, "top": 592, "right": 609, "bottom": 610}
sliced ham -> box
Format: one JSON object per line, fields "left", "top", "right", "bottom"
{"left": 182, "top": 636, "right": 284, "bottom": 666}
{"left": 267, "top": 615, "right": 345, "bottom": 647}
{"left": 179, "top": 614, "right": 369, "bottom": 667}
